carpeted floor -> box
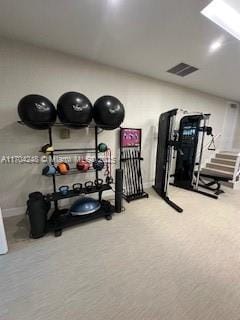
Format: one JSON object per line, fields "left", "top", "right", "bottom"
{"left": 1, "top": 187, "right": 240, "bottom": 320}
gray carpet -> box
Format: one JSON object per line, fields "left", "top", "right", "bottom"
{"left": 1, "top": 187, "right": 240, "bottom": 320}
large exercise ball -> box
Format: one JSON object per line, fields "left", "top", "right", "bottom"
{"left": 93, "top": 96, "right": 125, "bottom": 130}
{"left": 18, "top": 94, "right": 57, "bottom": 130}
{"left": 57, "top": 92, "right": 93, "bottom": 128}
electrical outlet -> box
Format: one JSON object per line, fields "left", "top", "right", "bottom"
{"left": 60, "top": 128, "right": 70, "bottom": 139}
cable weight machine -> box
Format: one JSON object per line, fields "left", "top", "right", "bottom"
{"left": 153, "top": 109, "right": 183, "bottom": 212}
{"left": 153, "top": 109, "right": 228, "bottom": 213}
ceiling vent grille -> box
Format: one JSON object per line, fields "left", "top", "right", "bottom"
{"left": 167, "top": 63, "right": 199, "bottom": 77}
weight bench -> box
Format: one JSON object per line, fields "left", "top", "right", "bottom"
{"left": 194, "top": 172, "right": 230, "bottom": 196}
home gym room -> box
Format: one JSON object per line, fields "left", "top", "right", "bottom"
{"left": 0, "top": 0, "right": 240, "bottom": 319}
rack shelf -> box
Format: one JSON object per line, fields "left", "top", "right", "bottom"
{"left": 47, "top": 200, "right": 115, "bottom": 236}
{"left": 46, "top": 184, "right": 112, "bottom": 202}
{"left": 17, "top": 121, "right": 104, "bottom": 133}
{"left": 40, "top": 148, "right": 96, "bottom": 154}
{"left": 53, "top": 168, "right": 96, "bottom": 176}
{"left": 18, "top": 120, "right": 95, "bottom": 128}
{"left": 51, "top": 150, "right": 96, "bottom": 155}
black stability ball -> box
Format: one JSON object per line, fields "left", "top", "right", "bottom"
{"left": 57, "top": 92, "right": 93, "bottom": 128}
{"left": 18, "top": 94, "right": 57, "bottom": 130}
{"left": 93, "top": 96, "right": 125, "bottom": 130}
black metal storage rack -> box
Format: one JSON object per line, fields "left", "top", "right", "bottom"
{"left": 120, "top": 128, "right": 149, "bottom": 202}
{"left": 18, "top": 121, "right": 115, "bottom": 236}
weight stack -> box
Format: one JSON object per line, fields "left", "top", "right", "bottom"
{"left": 115, "top": 169, "right": 123, "bottom": 213}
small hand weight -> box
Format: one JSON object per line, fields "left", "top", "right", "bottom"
{"left": 59, "top": 185, "right": 69, "bottom": 195}
{"left": 85, "top": 181, "right": 94, "bottom": 191}
{"left": 94, "top": 179, "right": 104, "bottom": 189}
{"left": 72, "top": 183, "right": 82, "bottom": 192}
{"left": 106, "top": 176, "right": 114, "bottom": 184}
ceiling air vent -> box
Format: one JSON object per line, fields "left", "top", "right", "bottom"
{"left": 230, "top": 103, "right": 238, "bottom": 109}
{"left": 167, "top": 63, "right": 199, "bottom": 77}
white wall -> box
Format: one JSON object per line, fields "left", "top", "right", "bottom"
{"left": 221, "top": 103, "right": 240, "bottom": 151}
{"left": 0, "top": 38, "right": 232, "bottom": 214}
{"left": 233, "top": 108, "right": 240, "bottom": 150}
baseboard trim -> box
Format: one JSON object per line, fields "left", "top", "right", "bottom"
{"left": 2, "top": 207, "right": 26, "bottom": 218}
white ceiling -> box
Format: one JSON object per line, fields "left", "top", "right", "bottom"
{"left": 0, "top": 0, "right": 240, "bottom": 101}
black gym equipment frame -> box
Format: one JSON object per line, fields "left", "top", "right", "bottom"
{"left": 46, "top": 125, "right": 115, "bottom": 236}
{"left": 194, "top": 172, "right": 230, "bottom": 196}
{"left": 153, "top": 109, "right": 183, "bottom": 213}
{"left": 18, "top": 121, "right": 115, "bottom": 237}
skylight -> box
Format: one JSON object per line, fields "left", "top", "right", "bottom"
{"left": 201, "top": 0, "right": 240, "bottom": 41}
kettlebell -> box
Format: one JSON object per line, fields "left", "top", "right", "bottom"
{"left": 72, "top": 183, "right": 82, "bottom": 193}
{"left": 98, "top": 143, "right": 108, "bottom": 153}
{"left": 85, "top": 181, "right": 94, "bottom": 192}
{"left": 59, "top": 185, "right": 70, "bottom": 195}
{"left": 76, "top": 160, "right": 90, "bottom": 172}
{"left": 93, "top": 159, "right": 104, "bottom": 171}
{"left": 106, "top": 176, "right": 114, "bottom": 184}
{"left": 94, "top": 179, "right": 104, "bottom": 189}
{"left": 57, "top": 162, "right": 70, "bottom": 175}
{"left": 42, "top": 165, "right": 57, "bottom": 176}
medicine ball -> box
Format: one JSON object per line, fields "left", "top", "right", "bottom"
{"left": 93, "top": 96, "right": 125, "bottom": 130}
{"left": 57, "top": 162, "right": 70, "bottom": 175}
{"left": 76, "top": 160, "right": 90, "bottom": 172}
{"left": 93, "top": 159, "right": 104, "bottom": 171}
{"left": 98, "top": 143, "right": 108, "bottom": 153}
{"left": 57, "top": 92, "right": 93, "bottom": 128}
{"left": 42, "top": 165, "right": 57, "bottom": 176}
{"left": 18, "top": 94, "right": 57, "bottom": 130}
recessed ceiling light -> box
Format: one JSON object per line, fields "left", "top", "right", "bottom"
{"left": 108, "top": 0, "right": 120, "bottom": 5}
{"left": 209, "top": 39, "right": 223, "bottom": 52}
{"left": 201, "top": 0, "right": 240, "bottom": 41}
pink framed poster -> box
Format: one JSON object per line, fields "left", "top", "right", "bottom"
{"left": 120, "top": 128, "right": 141, "bottom": 147}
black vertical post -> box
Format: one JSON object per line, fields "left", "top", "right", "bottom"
{"left": 138, "top": 129, "right": 143, "bottom": 193}
{"left": 95, "top": 126, "right": 101, "bottom": 201}
{"left": 119, "top": 128, "right": 122, "bottom": 170}
{"left": 48, "top": 127, "right": 58, "bottom": 211}
{"left": 115, "top": 169, "right": 123, "bottom": 213}
{"left": 139, "top": 129, "right": 142, "bottom": 154}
